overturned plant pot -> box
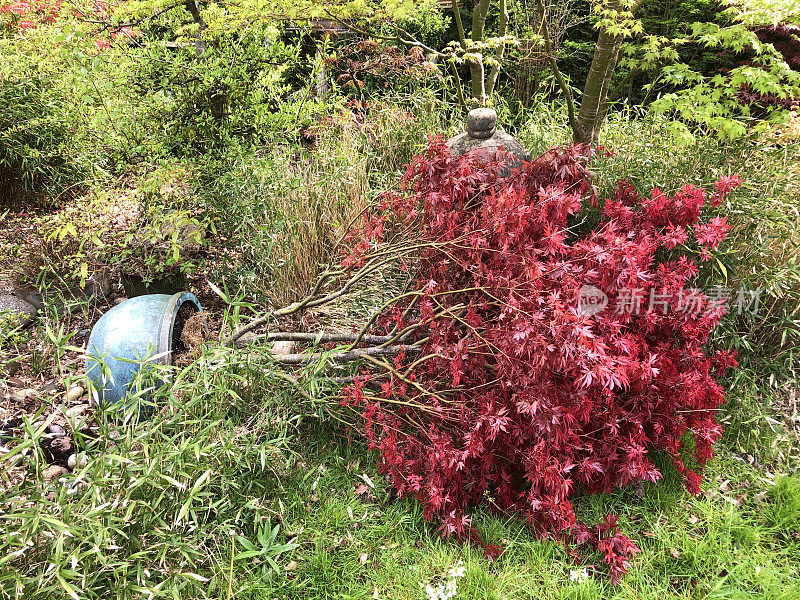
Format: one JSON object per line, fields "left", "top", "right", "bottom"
{"left": 85, "top": 292, "right": 202, "bottom": 413}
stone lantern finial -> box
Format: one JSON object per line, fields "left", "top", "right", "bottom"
{"left": 446, "top": 108, "right": 530, "bottom": 169}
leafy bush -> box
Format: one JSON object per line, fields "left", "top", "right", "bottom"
{"left": 341, "top": 139, "right": 740, "bottom": 582}
{"left": 0, "top": 345, "right": 299, "bottom": 598}
{"left": 202, "top": 99, "right": 446, "bottom": 306}
{"left": 0, "top": 74, "right": 85, "bottom": 206}
{"left": 122, "top": 25, "right": 301, "bottom": 156}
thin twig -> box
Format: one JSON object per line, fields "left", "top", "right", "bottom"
{"left": 267, "top": 344, "right": 420, "bottom": 366}
{"left": 235, "top": 332, "right": 399, "bottom": 348}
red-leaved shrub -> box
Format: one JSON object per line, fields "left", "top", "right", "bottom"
{"left": 342, "top": 138, "right": 739, "bottom": 582}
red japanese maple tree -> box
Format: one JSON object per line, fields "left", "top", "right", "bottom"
{"left": 341, "top": 138, "right": 739, "bottom": 582}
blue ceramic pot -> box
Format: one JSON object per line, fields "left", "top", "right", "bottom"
{"left": 85, "top": 292, "right": 202, "bottom": 410}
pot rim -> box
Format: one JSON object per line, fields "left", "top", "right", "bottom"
{"left": 158, "top": 292, "right": 202, "bottom": 366}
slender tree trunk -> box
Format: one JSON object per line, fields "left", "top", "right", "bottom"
{"left": 573, "top": 26, "right": 622, "bottom": 144}
{"left": 468, "top": 0, "right": 492, "bottom": 105}
{"left": 313, "top": 46, "right": 329, "bottom": 100}
{"left": 572, "top": 0, "right": 647, "bottom": 144}
{"left": 184, "top": 0, "right": 206, "bottom": 57}
{"left": 485, "top": 0, "right": 508, "bottom": 98}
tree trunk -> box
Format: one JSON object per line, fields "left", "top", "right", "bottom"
{"left": 313, "top": 46, "right": 329, "bottom": 100}
{"left": 468, "top": 0, "right": 492, "bottom": 106}
{"left": 485, "top": 0, "right": 508, "bottom": 98}
{"left": 184, "top": 0, "right": 206, "bottom": 57}
{"left": 572, "top": 0, "right": 647, "bottom": 144}
{"left": 573, "top": 26, "right": 622, "bottom": 144}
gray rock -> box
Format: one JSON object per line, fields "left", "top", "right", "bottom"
{"left": 12, "top": 388, "right": 39, "bottom": 403}
{"left": 47, "top": 424, "right": 66, "bottom": 438}
{"left": 46, "top": 436, "right": 73, "bottom": 463}
{"left": 14, "top": 288, "right": 44, "bottom": 311}
{"left": 65, "top": 385, "right": 85, "bottom": 403}
{"left": 272, "top": 341, "right": 295, "bottom": 356}
{"left": 65, "top": 404, "right": 88, "bottom": 418}
{"left": 67, "top": 453, "right": 87, "bottom": 469}
{"left": 447, "top": 108, "right": 530, "bottom": 172}
{"left": 0, "top": 294, "right": 38, "bottom": 327}
{"left": 43, "top": 464, "right": 69, "bottom": 481}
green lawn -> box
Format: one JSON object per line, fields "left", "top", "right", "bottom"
{"left": 243, "top": 405, "right": 800, "bottom": 600}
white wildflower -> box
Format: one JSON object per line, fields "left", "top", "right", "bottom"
{"left": 569, "top": 568, "right": 589, "bottom": 582}
{"left": 447, "top": 561, "right": 466, "bottom": 579}
{"left": 421, "top": 561, "right": 465, "bottom": 600}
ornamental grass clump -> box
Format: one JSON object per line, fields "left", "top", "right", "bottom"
{"left": 339, "top": 137, "right": 740, "bottom": 582}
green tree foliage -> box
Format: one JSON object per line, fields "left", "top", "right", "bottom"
{"left": 553, "top": 0, "right": 800, "bottom": 143}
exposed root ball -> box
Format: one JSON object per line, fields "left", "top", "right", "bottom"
{"left": 180, "top": 312, "right": 209, "bottom": 350}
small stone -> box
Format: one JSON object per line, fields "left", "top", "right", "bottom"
{"left": 272, "top": 341, "right": 295, "bottom": 356}
{"left": 0, "top": 294, "right": 38, "bottom": 327}
{"left": 66, "top": 405, "right": 88, "bottom": 418}
{"left": 67, "top": 453, "right": 87, "bottom": 469}
{"left": 11, "top": 388, "right": 39, "bottom": 403}
{"left": 65, "top": 385, "right": 85, "bottom": 403}
{"left": 43, "top": 464, "right": 69, "bottom": 481}
{"left": 47, "top": 437, "right": 74, "bottom": 461}
{"left": 47, "top": 424, "right": 66, "bottom": 438}
{"left": 114, "top": 297, "right": 126, "bottom": 306}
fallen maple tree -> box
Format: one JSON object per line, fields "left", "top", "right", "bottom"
{"left": 229, "top": 138, "right": 740, "bottom": 582}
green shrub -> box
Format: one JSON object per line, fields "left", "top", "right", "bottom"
{"left": 0, "top": 74, "right": 86, "bottom": 206}
{"left": 0, "top": 344, "right": 300, "bottom": 598}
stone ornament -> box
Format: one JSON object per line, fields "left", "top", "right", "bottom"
{"left": 467, "top": 107, "right": 498, "bottom": 139}
{"left": 446, "top": 108, "right": 531, "bottom": 170}
{"left": 0, "top": 294, "right": 38, "bottom": 328}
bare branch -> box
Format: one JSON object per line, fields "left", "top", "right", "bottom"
{"left": 268, "top": 344, "right": 421, "bottom": 366}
